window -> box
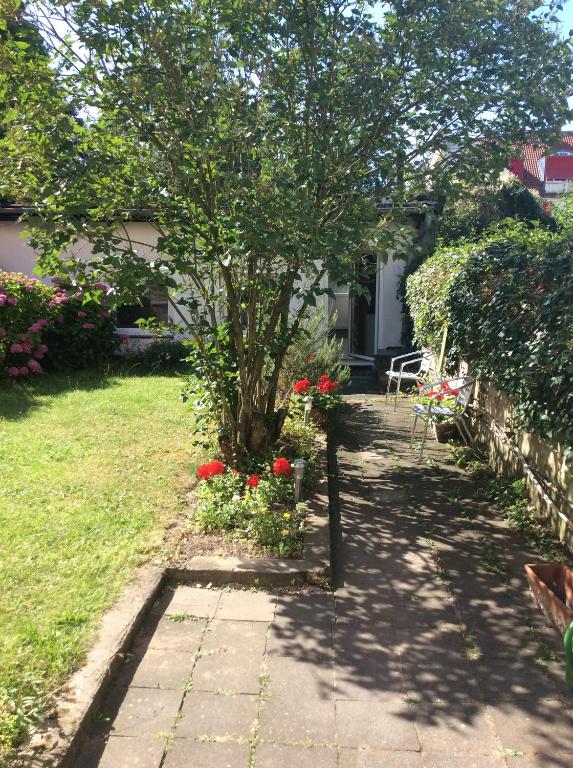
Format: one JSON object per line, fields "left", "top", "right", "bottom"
{"left": 116, "top": 287, "right": 169, "bottom": 329}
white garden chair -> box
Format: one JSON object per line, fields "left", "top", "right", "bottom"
{"left": 385, "top": 349, "right": 434, "bottom": 411}
{"left": 410, "top": 377, "right": 474, "bottom": 461}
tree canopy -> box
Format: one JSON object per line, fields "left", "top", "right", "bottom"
{"left": 1, "top": 0, "right": 571, "bottom": 456}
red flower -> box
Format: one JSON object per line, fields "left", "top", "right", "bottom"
{"left": 247, "top": 475, "right": 261, "bottom": 488}
{"left": 318, "top": 378, "right": 337, "bottom": 394}
{"left": 273, "top": 457, "right": 292, "bottom": 478}
{"left": 196, "top": 460, "right": 226, "bottom": 480}
{"left": 318, "top": 374, "right": 329, "bottom": 383}
{"left": 293, "top": 378, "right": 311, "bottom": 395}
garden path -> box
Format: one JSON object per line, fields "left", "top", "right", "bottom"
{"left": 78, "top": 396, "right": 573, "bottom": 767}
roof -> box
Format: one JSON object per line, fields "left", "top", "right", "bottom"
{"left": 510, "top": 133, "right": 573, "bottom": 195}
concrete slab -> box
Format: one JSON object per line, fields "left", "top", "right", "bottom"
{"left": 92, "top": 736, "right": 166, "bottom": 768}
{"left": 144, "top": 615, "right": 206, "bottom": 653}
{"left": 175, "top": 690, "right": 258, "bottom": 740}
{"left": 110, "top": 688, "right": 182, "bottom": 737}
{"left": 413, "top": 704, "right": 498, "bottom": 754}
{"left": 338, "top": 748, "right": 424, "bottom": 767}
{"left": 129, "top": 648, "right": 196, "bottom": 690}
{"left": 216, "top": 590, "right": 277, "bottom": 621}
{"left": 254, "top": 743, "right": 337, "bottom": 767}
{"left": 164, "top": 586, "right": 221, "bottom": 618}
{"left": 258, "top": 694, "right": 336, "bottom": 745}
{"left": 335, "top": 698, "right": 420, "bottom": 751}
{"left": 162, "top": 739, "right": 251, "bottom": 768}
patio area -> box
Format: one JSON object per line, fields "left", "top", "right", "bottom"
{"left": 76, "top": 396, "right": 573, "bottom": 768}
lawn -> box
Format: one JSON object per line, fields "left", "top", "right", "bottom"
{"left": 0, "top": 369, "right": 198, "bottom": 759}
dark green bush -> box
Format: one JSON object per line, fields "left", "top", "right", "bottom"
{"left": 407, "top": 221, "right": 573, "bottom": 451}
{"left": 448, "top": 222, "right": 573, "bottom": 450}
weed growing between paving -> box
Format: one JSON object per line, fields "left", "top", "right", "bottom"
{"left": 448, "top": 445, "right": 572, "bottom": 565}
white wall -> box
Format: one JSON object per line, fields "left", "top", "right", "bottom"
{"left": 376, "top": 254, "right": 405, "bottom": 352}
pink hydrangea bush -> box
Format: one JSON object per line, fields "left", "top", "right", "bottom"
{"left": 0, "top": 272, "right": 54, "bottom": 378}
{"left": 0, "top": 271, "right": 119, "bottom": 378}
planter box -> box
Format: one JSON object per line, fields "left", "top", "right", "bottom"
{"left": 524, "top": 563, "right": 573, "bottom": 634}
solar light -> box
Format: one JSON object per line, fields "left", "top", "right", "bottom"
{"left": 303, "top": 395, "right": 313, "bottom": 426}
{"left": 292, "top": 458, "right": 306, "bottom": 503}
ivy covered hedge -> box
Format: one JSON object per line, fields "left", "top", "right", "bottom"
{"left": 406, "top": 222, "right": 573, "bottom": 450}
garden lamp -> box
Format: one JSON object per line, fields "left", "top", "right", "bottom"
{"left": 292, "top": 458, "right": 306, "bottom": 503}
{"left": 303, "top": 395, "right": 313, "bottom": 426}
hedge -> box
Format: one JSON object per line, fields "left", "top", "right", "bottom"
{"left": 406, "top": 222, "right": 573, "bottom": 452}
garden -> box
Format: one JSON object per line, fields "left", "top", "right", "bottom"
{"left": 0, "top": 268, "right": 345, "bottom": 759}
{"left": 2, "top": 0, "right": 573, "bottom": 764}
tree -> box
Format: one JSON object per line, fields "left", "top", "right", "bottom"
{"left": 1, "top": 0, "right": 572, "bottom": 458}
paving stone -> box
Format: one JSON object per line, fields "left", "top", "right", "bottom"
{"left": 192, "top": 619, "right": 267, "bottom": 693}
{"left": 421, "top": 753, "right": 506, "bottom": 768}
{"left": 335, "top": 698, "right": 419, "bottom": 750}
{"left": 162, "top": 739, "right": 251, "bottom": 768}
{"left": 505, "top": 753, "right": 573, "bottom": 767}
{"left": 201, "top": 618, "right": 269, "bottom": 655}
{"left": 334, "top": 624, "right": 403, "bottom": 701}
{"left": 266, "top": 654, "right": 334, "bottom": 700}
{"left": 475, "top": 658, "right": 569, "bottom": 702}
{"left": 165, "top": 587, "right": 221, "bottom": 618}
{"left": 258, "top": 694, "right": 336, "bottom": 744}
{"left": 487, "top": 699, "right": 573, "bottom": 755}
{"left": 338, "top": 747, "right": 424, "bottom": 767}
{"left": 129, "top": 648, "right": 196, "bottom": 689}
{"left": 192, "top": 648, "right": 263, "bottom": 694}
{"left": 92, "top": 736, "right": 167, "bottom": 768}
{"left": 254, "top": 743, "right": 337, "bottom": 767}
{"left": 144, "top": 615, "right": 206, "bottom": 653}
{"left": 413, "top": 704, "right": 498, "bottom": 753}
{"left": 111, "top": 688, "right": 183, "bottom": 737}
{"left": 175, "top": 690, "right": 258, "bottom": 739}
{"left": 216, "top": 590, "right": 276, "bottom": 621}
{"left": 266, "top": 620, "right": 333, "bottom": 661}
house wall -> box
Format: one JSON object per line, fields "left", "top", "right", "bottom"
{"left": 0, "top": 219, "right": 331, "bottom": 348}
{"left": 0, "top": 220, "right": 178, "bottom": 350}
{"left": 376, "top": 254, "right": 405, "bottom": 353}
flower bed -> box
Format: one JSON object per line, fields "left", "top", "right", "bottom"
{"left": 189, "top": 374, "right": 340, "bottom": 558}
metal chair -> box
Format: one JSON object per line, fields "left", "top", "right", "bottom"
{"left": 385, "top": 349, "right": 434, "bottom": 411}
{"left": 410, "top": 377, "right": 474, "bottom": 461}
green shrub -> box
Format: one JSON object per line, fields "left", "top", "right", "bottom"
{"left": 0, "top": 272, "right": 54, "bottom": 378}
{"left": 448, "top": 222, "right": 573, "bottom": 450}
{"left": 279, "top": 308, "right": 350, "bottom": 401}
{"left": 405, "top": 241, "right": 474, "bottom": 353}
{"left": 43, "top": 280, "right": 118, "bottom": 370}
{"left": 0, "top": 272, "right": 118, "bottom": 377}
{"left": 126, "top": 338, "right": 189, "bottom": 372}
{"left": 406, "top": 221, "right": 573, "bottom": 451}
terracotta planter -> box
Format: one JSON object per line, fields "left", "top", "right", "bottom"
{"left": 524, "top": 563, "right": 573, "bottom": 635}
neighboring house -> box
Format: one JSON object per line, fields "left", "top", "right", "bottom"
{"left": 509, "top": 133, "right": 573, "bottom": 197}
{"left": 0, "top": 203, "right": 435, "bottom": 360}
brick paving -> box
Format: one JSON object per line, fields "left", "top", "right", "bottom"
{"left": 77, "top": 397, "right": 573, "bottom": 767}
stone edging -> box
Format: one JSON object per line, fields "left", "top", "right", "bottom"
{"left": 18, "top": 566, "right": 165, "bottom": 768}
{"left": 18, "top": 433, "right": 333, "bottom": 766}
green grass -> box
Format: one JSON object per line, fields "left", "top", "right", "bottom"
{"left": 0, "top": 369, "right": 198, "bottom": 761}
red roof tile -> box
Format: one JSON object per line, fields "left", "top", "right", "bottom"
{"left": 510, "top": 134, "right": 573, "bottom": 194}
